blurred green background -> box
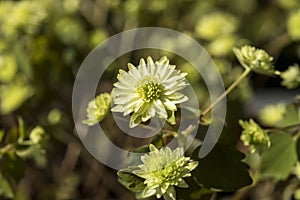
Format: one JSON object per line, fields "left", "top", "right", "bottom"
{"left": 0, "top": 0, "right": 299, "bottom": 199}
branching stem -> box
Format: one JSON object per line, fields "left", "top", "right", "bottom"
{"left": 201, "top": 67, "right": 251, "bottom": 117}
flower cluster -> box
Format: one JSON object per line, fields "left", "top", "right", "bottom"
{"left": 111, "top": 56, "right": 189, "bottom": 128}
{"left": 259, "top": 103, "right": 286, "bottom": 126}
{"left": 233, "top": 45, "right": 277, "bottom": 75}
{"left": 0, "top": 1, "right": 47, "bottom": 38}
{"left": 82, "top": 93, "right": 111, "bottom": 126}
{"left": 287, "top": 9, "right": 300, "bottom": 41}
{"left": 239, "top": 119, "right": 271, "bottom": 153}
{"left": 195, "top": 12, "right": 238, "bottom": 41}
{"left": 131, "top": 144, "right": 198, "bottom": 200}
{"left": 281, "top": 64, "right": 300, "bottom": 89}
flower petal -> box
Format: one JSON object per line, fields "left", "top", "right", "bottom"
{"left": 153, "top": 100, "right": 167, "bottom": 118}
{"left": 163, "top": 186, "right": 176, "bottom": 200}
{"left": 163, "top": 99, "right": 177, "bottom": 111}
{"left": 142, "top": 188, "right": 157, "bottom": 198}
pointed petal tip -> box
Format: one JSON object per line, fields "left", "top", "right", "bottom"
{"left": 139, "top": 58, "right": 146, "bottom": 66}
{"left": 128, "top": 63, "right": 135, "bottom": 70}
{"left": 147, "top": 56, "right": 154, "bottom": 64}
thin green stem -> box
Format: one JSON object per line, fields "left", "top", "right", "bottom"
{"left": 0, "top": 144, "right": 14, "bottom": 154}
{"left": 265, "top": 123, "right": 300, "bottom": 134}
{"left": 201, "top": 67, "right": 252, "bottom": 117}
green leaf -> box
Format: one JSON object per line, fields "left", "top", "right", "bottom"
{"left": 0, "top": 54, "right": 17, "bottom": 83}
{"left": 0, "top": 130, "right": 5, "bottom": 142}
{"left": 260, "top": 131, "right": 297, "bottom": 180}
{"left": 0, "top": 151, "right": 25, "bottom": 182}
{"left": 296, "top": 136, "right": 300, "bottom": 161}
{"left": 0, "top": 81, "right": 33, "bottom": 114}
{"left": 131, "top": 145, "right": 150, "bottom": 154}
{"left": 167, "top": 110, "right": 176, "bottom": 125}
{"left": 177, "top": 177, "right": 213, "bottom": 200}
{"left": 150, "top": 133, "right": 165, "bottom": 148}
{"left": 0, "top": 173, "right": 14, "bottom": 199}
{"left": 117, "top": 169, "right": 146, "bottom": 192}
{"left": 5, "top": 128, "right": 19, "bottom": 144}
{"left": 14, "top": 42, "right": 33, "bottom": 80}
{"left": 276, "top": 104, "right": 299, "bottom": 128}
{"left": 17, "top": 144, "right": 47, "bottom": 168}
{"left": 126, "top": 145, "right": 150, "bottom": 166}
{"left": 192, "top": 143, "right": 252, "bottom": 192}
{"left": 17, "top": 117, "right": 26, "bottom": 141}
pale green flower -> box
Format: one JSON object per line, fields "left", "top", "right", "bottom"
{"left": 47, "top": 109, "right": 62, "bottom": 125}
{"left": 0, "top": 80, "right": 33, "bottom": 114}
{"left": 30, "top": 126, "right": 46, "bottom": 144}
{"left": 55, "top": 17, "right": 86, "bottom": 46}
{"left": 239, "top": 119, "right": 271, "bottom": 153}
{"left": 287, "top": 9, "right": 300, "bottom": 41}
{"left": 180, "top": 62, "right": 200, "bottom": 83}
{"left": 63, "top": 0, "right": 80, "bottom": 13}
{"left": 233, "top": 45, "right": 278, "bottom": 75}
{"left": 0, "top": 54, "right": 17, "bottom": 82}
{"left": 132, "top": 144, "right": 198, "bottom": 200}
{"left": 111, "top": 56, "right": 189, "bottom": 128}
{"left": 277, "top": 0, "right": 300, "bottom": 10}
{"left": 195, "top": 12, "right": 238, "bottom": 41}
{"left": 89, "top": 29, "right": 108, "bottom": 48}
{"left": 281, "top": 64, "right": 300, "bottom": 89}
{"left": 208, "top": 35, "right": 237, "bottom": 57}
{"left": 259, "top": 103, "right": 286, "bottom": 126}
{"left": 83, "top": 93, "right": 111, "bottom": 126}
{"left": 0, "top": 1, "right": 47, "bottom": 37}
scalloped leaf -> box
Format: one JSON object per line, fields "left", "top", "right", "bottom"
{"left": 192, "top": 143, "right": 252, "bottom": 192}
{"left": 117, "top": 169, "right": 145, "bottom": 193}
{"left": 276, "top": 104, "right": 299, "bottom": 128}
{"left": 260, "top": 131, "right": 297, "bottom": 180}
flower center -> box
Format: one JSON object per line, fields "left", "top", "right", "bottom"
{"left": 138, "top": 81, "right": 162, "bottom": 102}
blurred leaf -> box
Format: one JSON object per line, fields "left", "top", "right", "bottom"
{"left": 17, "top": 126, "right": 47, "bottom": 168}
{"left": 55, "top": 173, "right": 80, "bottom": 200}
{"left": 177, "top": 177, "right": 213, "bottom": 200}
{"left": 117, "top": 169, "right": 146, "bottom": 192}
{"left": 0, "top": 81, "right": 33, "bottom": 114}
{"left": 0, "top": 130, "right": 5, "bottom": 142}
{"left": 0, "top": 173, "right": 14, "bottom": 199}
{"left": 189, "top": 187, "right": 212, "bottom": 200}
{"left": 192, "top": 143, "right": 252, "bottom": 192}
{"left": 17, "top": 144, "right": 47, "bottom": 168}
{"left": 260, "top": 131, "right": 297, "bottom": 180}
{"left": 131, "top": 145, "right": 150, "bottom": 153}
{"left": 127, "top": 145, "right": 150, "bottom": 166}
{"left": 150, "top": 133, "right": 165, "bottom": 148}
{"left": 5, "top": 127, "right": 19, "bottom": 144}
{"left": 296, "top": 136, "right": 300, "bottom": 161}
{"left": 0, "top": 151, "right": 25, "bottom": 182}
{"left": 0, "top": 54, "right": 17, "bottom": 82}
{"left": 17, "top": 117, "right": 26, "bottom": 141}
{"left": 276, "top": 104, "right": 299, "bottom": 128}
{"left": 14, "top": 42, "right": 32, "bottom": 79}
